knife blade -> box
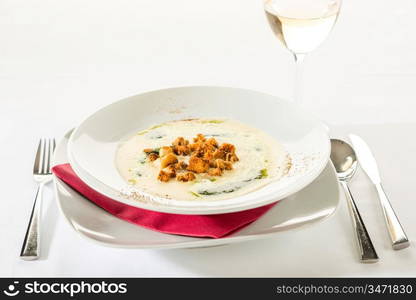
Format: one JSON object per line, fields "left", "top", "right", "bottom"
{"left": 349, "top": 134, "right": 381, "bottom": 184}
{"left": 349, "top": 133, "right": 410, "bottom": 250}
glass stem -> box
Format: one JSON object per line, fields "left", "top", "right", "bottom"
{"left": 293, "top": 53, "right": 306, "bottom": 105}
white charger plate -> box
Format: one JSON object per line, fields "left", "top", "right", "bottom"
{"left": 67, "top": 86, "right": 330, "bottom": 215}
{"left": 54, "top": 129, "right": 339, "bottom": 249}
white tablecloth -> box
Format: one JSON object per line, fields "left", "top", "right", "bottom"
{"left": 1, "top": 0, "right": 415, "bottom": 277}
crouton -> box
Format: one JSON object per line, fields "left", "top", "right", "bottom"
{"left": 214, "top": 159, "right": 232, "bottom": 170}
{"left": 193, "top": 133, "right": 206, "bottom": 143}
{"left": 159, "top": 146, "right": 173, "bottom": 157}
{"left": 160, "top": 153, "right": 178, "bottom": 168}
{"left": 192, "top": 143, "right": 215, "bottom": 158}
{"left": 208, "top": 168, "right": 223, "bottom": 176}
{"left": 225, "top": 152, "right": 239, "bottom": 162}
{"left": 148, "top": 153, "right": 159, "bottom": 161}
{"left": 206, "top": 137, "right": 218, "bottom": 148}
{"left": 176, "top": 172, "right": 196, "bottom": 182}
{"left": 219, "top": 143, "right": 235, "bottom": 153}
{"left": 223, "top": 161, "right": 233, "bottom": 170}
{"left": 143, "top": 148, "right": 154, "bottom": 154}
{"left": 215, "top": 158, "right": 225, "bottom": 170}
{"left": 165, "top": 165, "right": 176, "bottom": 178}
{"left": 187, "top": 156, "right": 209, "bottom": 173}
{"left": 202, "top": 150, "right": 214, "bottom": 161}
{"left": 174, "top": 145, "right": 191, "bottom": 156}
{"left": 189, "top": 143, "right": 200, "bottom": 152}
{"left": 157, "top": 170, "right": 171, "bottom": 182}
{"left": 213, "top": 149, "right": 226, "bottom": 160}
{"left": 174, "top": 161, "right": 188, "bottom": 170}
{"left": 172, "top": 137, "right": 189, "bottom": 147}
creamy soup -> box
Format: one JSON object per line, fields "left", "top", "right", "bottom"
{"left": 115, "top": 119, "right": 291, "bottom": 201}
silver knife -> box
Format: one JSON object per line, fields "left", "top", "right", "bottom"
{"left": 349, "top": 134, "right": 410, "bottom": 250}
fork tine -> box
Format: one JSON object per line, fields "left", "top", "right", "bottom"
{"left": 33, "top": 139, "right": 44, "bottom": 174}
{"left": 46, "top": 138, "right": 55, "bottom": 174}
{"left": 45, "top": 139, "right": 51, "bottom": 174}
{"left": 43, "top": 139, "right": 50, "bottom": 174}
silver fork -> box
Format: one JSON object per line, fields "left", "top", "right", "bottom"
{"left": 20, "top": 138, "right": 56, "bottom": 260}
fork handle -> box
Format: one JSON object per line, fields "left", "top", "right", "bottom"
{"left": 20, "top": 183, "right": 44, "bottom": 260}
{"left": 375, "top": 183, "right": 410, "bottom": 250}
{"left": 341, "top": 181, "right": 379, "bottom": 263}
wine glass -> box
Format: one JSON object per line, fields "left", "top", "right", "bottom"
{"left": 264, "top": 0, "right": 342, "bottom": 104}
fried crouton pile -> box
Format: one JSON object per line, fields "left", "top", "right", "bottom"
{"left": 143, "top": 134, "right": 239, "bottom": 182}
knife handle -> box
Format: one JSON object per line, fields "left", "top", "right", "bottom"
{"left": 340, "top": 181, "right": 379, "bottom": 263}
{"left": 375, "top": 183, "right": 410, "bottom": 250}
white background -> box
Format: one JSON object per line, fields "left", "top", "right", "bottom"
{"left": 1, "top": 0, "right": 415, "bottom": 277}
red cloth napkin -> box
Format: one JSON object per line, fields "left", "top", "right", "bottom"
{"left": 52, "top": 164, "right": 278, "bottom": 238}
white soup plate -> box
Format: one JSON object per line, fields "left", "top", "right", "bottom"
{"left": 68, "top": 86, "right": 330, "bottom": 214}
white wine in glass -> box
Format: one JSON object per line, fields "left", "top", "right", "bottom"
{"left": 264, "top": 0, "right": 342, "bottom": 104}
